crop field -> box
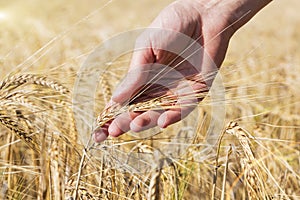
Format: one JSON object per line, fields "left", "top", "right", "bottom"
{"left": 0, "top": 0, "right": 299, "bottom": 199}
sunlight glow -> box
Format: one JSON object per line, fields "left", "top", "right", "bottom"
{"left": 0, "top": 11, "right": 8, "bottom": 21}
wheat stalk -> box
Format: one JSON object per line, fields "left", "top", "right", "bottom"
{"left": 50, "top": 133, "right": 65, "bottom": 200}
{"left": 99, "top": 74, "right": 112, "bottom": 104}
{"left": 225, "top": 121, "right": 271, "bottom": 199}
{"left": 0, "top": 73, "right": 82, "bottom": 199}
{"left": 0, "top": 73, "right": 76, "bottom": 150}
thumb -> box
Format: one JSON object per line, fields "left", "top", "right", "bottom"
{"left": 112, "top": 48, "right": 155, "bottom": 103}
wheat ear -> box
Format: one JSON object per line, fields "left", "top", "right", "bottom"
{"left": 0, "top": 74, "right": 69, "bottom": 94}
{"left": 225, "top": 121, "right": 271, "bottom": 199}
{"left": 94, "top": 74, "right": 209, "bottom": 132}
{"left": 148, "top": 168, "right": 161, "bottom": 200}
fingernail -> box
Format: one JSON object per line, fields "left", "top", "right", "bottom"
{"left": 112, "top": 90, "right": 120, "bottom": 100}
{"left": 158, "top": 114, "right": 167, "bottom": 128}
{"left": 93, "top": 129, "right": 108, "bottom": 143}
{"left": 108, "top": 125, "right": 118, "bottom": 137}
{"left": 130, "top": 122, "right": 142, "bottom": 132}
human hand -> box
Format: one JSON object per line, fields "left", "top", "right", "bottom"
{"left": 94, "top": 0, "right": 272, "bottom": 142}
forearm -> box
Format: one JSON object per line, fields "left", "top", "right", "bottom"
{"left": 193, "top": 0, "right": 273, "bottom": 35}
{"left": 226, "top": 0, "right": 273, "bottom": 32}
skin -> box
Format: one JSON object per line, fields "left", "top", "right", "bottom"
{"left": 94, "top": 0, "right": 273, "bottom": 143}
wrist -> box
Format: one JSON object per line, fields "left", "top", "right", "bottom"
{"left": 213, "top": 0, "right": 272, "bottom": 34}
{"left": 192, "top": 0, "right": 273, "bottom": 35}
{"left": 226, "top": 0, "right": 273, "bottom": 33}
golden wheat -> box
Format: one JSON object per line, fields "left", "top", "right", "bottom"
{"left": 94, "top": 74, "right": 209, "bottom": 131}
{"left": 0, "top": 73, "right": 83, "bottom": 199}
{"left": 225, "top": 121, "right": 271, "bottom": 199}
{"left": 1, "top": 0, "right": 299, "bottom": 199}
{"left": 0, "top": 74, "right": 69, "bottom": 95}
{"left": 0, "top": 74, "right": 72, "bottom": 151}
{"left": 99, "top": 74, "right": 112, "bottom": 104}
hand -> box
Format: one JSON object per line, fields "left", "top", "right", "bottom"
{"left": 93, "top": 0, "right": 272, "bottom": 142}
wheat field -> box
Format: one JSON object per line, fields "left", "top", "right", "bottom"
{"left": 0, "top": 0, "right": 299, "bottom": 199}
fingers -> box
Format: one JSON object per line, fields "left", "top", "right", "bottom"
{"left": 93, "top": 122, "right": 110, "bottom": 143}
{"left": 108, "top": 112, "right": 141, "bottom": 137}
{"left": 93, "top": 111, "right": 140, "bottom": 143}
{"left": 130, "top": 110, "right": 163, "bottom": 132}
{"left": 109, "top": 107, "right": 190, "bottom": 136}
{"left": 108, "top": 110, "right": 162, "bottom": 136}
{"left": 156, "top": 79, "right": 201, "bottom": 128}
{"left": 94, "top": 105, "right": 195, "bottom": 143}
{"left": 158, "top": 106, "right": 193, "bottom": 128}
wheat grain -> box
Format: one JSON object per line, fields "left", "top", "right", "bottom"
{"left": 225, "top": 121, "right": 271, "bottom": 199}
{"left": 0, "top": 72, "right": 83, "bottom": 199}
{"left": 0, "top": 117, "right": 39, "bottom": 151}
{"left": 148, "top": 168, "right": 161, "bottom": 200}
{"left": 94, "top": 75, "right": 209, "bottom": 132}
{"left": 0, "top": 74, "right": 69, "bottom": 95}
{"left": 0, "top": 72, "right": 77, "bottom": 149}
